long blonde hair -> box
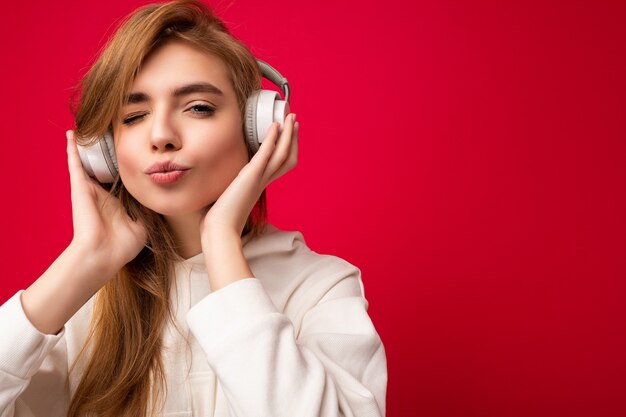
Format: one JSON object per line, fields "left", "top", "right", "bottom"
{"left": 67, "top": 1, "right": 267, "bottom": 415}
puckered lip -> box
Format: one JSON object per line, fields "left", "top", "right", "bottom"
{"left": 144, "top": 160, "right": 190, "bottom": 174}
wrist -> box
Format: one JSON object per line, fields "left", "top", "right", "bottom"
{"left": 21, "top": 243, "right": 116, "bottom": 335}
{"left": 202, "top": 231, "right": 253, "bottom": 291}
{"left": 201, "top": 225, "right": 241, "bottom": 251}
{"left": 66, "top": 240, "right": 120, "bottom": 280}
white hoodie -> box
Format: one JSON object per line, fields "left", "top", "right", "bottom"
{"left": 0, "top": 224, "right": 387, "bottom": 416}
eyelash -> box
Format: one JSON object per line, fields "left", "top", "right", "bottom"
{"left": 122, "top": 104, "right": 216, "bottom": 125}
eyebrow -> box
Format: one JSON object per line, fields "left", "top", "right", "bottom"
{"left": 124, "top": 82, "right": 225, "bottom": 104}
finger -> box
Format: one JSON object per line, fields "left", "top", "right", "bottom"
{"left": 251, "top": 122, "right": 280, "bottom": 168}
{"left": 269, "top": 121, "right": 299, "bottom": 183}
{"left": 291, "top": 121, "right": 299, "bottom": 165}
{"left": 265, "top": 114, "right": 296, "bottom": 179}
{"left": 67, "top": 131, "right": 112, "bottom": 211}
{"left": 290, "top": 120, "right": 298, "bottom": 150}
{"left": 66, "top": 130, "right": 91, "bottom": 190}
{"left": 275, "top": 114, "right": 296, "bottom": 161}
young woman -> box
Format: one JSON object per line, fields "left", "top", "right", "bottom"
{"left": 0, "top": 1, "right": 387, "bottom": 416}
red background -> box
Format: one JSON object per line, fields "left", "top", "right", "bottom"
{"left": 1, "top": 0, "right": 625, "bottom": 416}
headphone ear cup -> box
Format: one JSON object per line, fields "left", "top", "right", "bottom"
{"left": 245, "top": 89, "right": 290, "bottom": 156}
{"left": 76, "top": 130, "right": 118, "bottom": 184}
{"left": 245, "top": 90, "right": 262, "bottom": 154}
{"left": 101, "top": 130, "right": 118, "bottom": 176}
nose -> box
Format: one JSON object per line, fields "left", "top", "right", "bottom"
{"left": 149, "top": 106, "right": 182, "bottom": 152}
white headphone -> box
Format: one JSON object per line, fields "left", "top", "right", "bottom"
{"left": 77, "top": 59, "right": 291, "bottom": 184}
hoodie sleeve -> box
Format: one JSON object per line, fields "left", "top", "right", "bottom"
{"left": 0, "top": 291, "right": 70, "bottom": 417}
{"left": 186, "top": 266, "right": 387, "bottom": 417}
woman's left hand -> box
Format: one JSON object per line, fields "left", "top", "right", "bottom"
{"left": 201, "top": 113, "right": 299, "bottom": 242}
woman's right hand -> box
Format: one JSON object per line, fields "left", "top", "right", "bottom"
{"left": 19, "top": 131, "right": 148, "bottom": 335}
{"left": 65, "top": 129, "right": 147, "bottom": 280}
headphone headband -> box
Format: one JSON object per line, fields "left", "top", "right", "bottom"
{"left": 257, "top": 59, "right": 290, "bottom": 103}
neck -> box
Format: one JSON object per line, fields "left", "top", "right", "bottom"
{"left": 164, "top": 211, "right": 205, "bottom": 259}
{"left": 164, "top": 210, "right": 254, "bottom": 259}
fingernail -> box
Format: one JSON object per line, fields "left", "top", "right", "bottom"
{"left": 292, "top": 114, "right": 297, "bottom": 123}
{"left": 66, "top": 130, "right": 72, "bottom": 140}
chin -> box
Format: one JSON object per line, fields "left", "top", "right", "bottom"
{"left": 141, "top": 198, "right": 214, "bottom": 218}
{"left": 122, "top": 180, "right": 218, "bottom": 218}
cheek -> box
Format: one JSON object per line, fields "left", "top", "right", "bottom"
{"left": 114, "top": 140, "right": 143, "bottom": 187}
{"left": 193, "top": 120, "right": 248, "bottom": 169}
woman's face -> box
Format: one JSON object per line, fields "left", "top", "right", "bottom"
{"left": 112, "top": 39, "right": 249, "bottom": 217}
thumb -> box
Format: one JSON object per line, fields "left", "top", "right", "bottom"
{"left": 66, "top": 130, "right": 90, "bottom": 188}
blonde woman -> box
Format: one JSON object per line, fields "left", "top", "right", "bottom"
{"left": 0, "top": 0, "right": 387, "bottom": 416}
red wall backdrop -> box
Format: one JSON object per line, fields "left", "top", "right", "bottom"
{"left": 1, "top": 0, "right": 624, "bottom": 416}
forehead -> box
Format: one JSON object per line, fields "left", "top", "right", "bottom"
{"left": 129, "top": 40, "right": 233, "bottom": 96}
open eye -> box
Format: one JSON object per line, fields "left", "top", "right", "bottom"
{"left": 188, "top": 104, "right": 216, "bottom": 116}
